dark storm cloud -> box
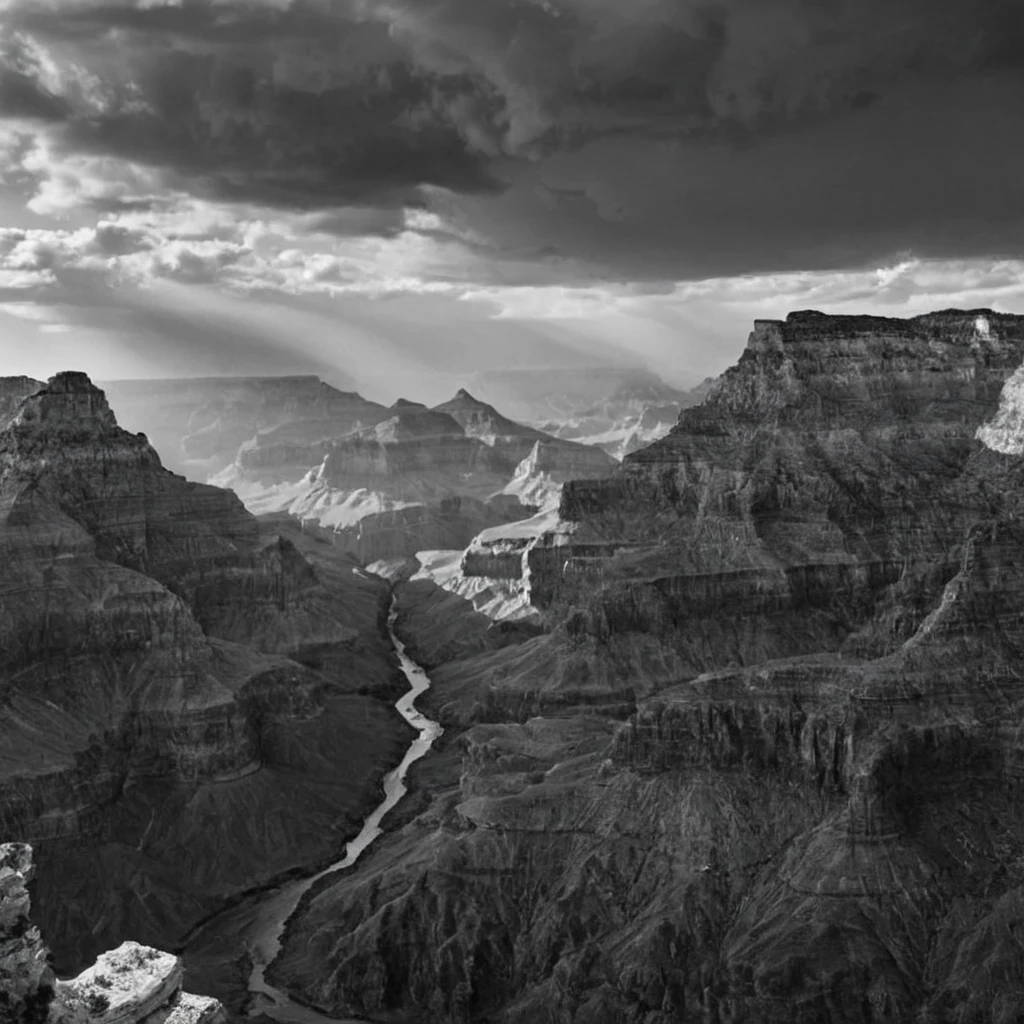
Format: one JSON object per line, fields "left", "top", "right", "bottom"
{"left": 3, "top": 0, "right": 1024, "bottom": 279}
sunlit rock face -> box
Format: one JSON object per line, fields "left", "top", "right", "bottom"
{"left": 0, "top": 374, "right": 411, "bottom": 973}
{"left": 0, "top": 377, "right": 42, "bottom": 430}
{"left": 271, "top": 309, "right": 1024, "bottom": 1024}
{"left": 269, "top": 396, "right": 614, "bottom": 557}
{"left": 502, "top": 439, "right": 617, "bottom": 510}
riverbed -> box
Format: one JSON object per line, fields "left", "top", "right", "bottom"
{"left": 186, "top": 595, "right": 443, "bottom": 1023}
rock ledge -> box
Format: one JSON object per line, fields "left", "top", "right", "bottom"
{"left": 1, "top": 843, "right": 225, "bottom": 1024}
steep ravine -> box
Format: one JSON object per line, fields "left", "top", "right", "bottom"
{"left": 184, "top": 593, "right": 443, "bottom": 1022}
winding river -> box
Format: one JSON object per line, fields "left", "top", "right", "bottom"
{"left": 191, "top": 596, "right": 443, "bottom": 1024}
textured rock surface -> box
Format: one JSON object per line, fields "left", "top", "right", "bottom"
{"left": 276, "top": 397, "right": 613, "bottom": 551}
{"left": 0, "top": 377, "right": 41, "bottom": 430}
{"left": 502, "top": 439, "right": 617, "bottom": 510}
{"left": 0, "top": 375, "right": 410, "bottom": 974}
{"left": 434, "top": 390, "right": 616, "bottom": 484}
{"left": 0, "top": 843, "right": 55, "bottom": 1023}
{"left": 271, "top": 309, "right": 1024, "bottom": 1024}
{"left": 1, "top": 842, "right": 225, "bottom": 1024}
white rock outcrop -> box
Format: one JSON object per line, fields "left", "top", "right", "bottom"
{"left": 0, "top": 843, "right": 225, "bottom": 1024}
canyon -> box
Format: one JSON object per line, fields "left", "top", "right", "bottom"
{"left": 7, "top": 309, "right": 1024, "bottom": 1024}
{"left": 0, "top": 372, "right": 412, "bottom": 980}
{"left": 261, "top": 309, "right": 1024, "bottom": 1024}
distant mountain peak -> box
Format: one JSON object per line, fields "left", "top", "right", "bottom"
{"left": 391, "top": 398, "right": 427, "bottom": 410}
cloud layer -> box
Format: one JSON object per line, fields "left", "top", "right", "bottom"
{"left": 1, "top": 0, "right": 1023, "bottom": 284}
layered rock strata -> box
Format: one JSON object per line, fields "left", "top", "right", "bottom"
{"left": 278, "top": 397, "right": 614, "bottom": 540}
{"left": 268, "top": 309, "right": 1024, "bottom": 1024}
{"left": 0, "top": 374, "right": 410, "bottom": 973}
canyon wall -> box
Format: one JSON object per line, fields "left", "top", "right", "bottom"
{"left": 0, "top": 374, "right": 411, "bottom": 973}
{"left": 270, "top": 309, "right": 1024, "bottom": 1024}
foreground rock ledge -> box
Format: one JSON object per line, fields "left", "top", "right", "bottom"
{"left": 0, "top": 843, "right": 225, "bottom": 1024}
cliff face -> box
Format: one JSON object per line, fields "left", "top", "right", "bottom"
{"left": 0, "top": 377, "right": 42, "bottom": 430}
{"left": 320, "top": 495, "right": 528, "bottom": 565}
{"left": 1, "top": 843, "right": 55, "bottom": 1023}
{"left": 209, "top": 390, "right": 616, "bottom": 567}
{"left": 548, "top": 310, "right": 1024, "bottom": 656}
{"left": 502, "top": 440, "right": 617, "bottom": 510}
{"left": 270, "top": 309, "right": 1024, "bottom": 1024}
{"left": 0, "top": 843, "right": 225, "bottom": 1024}
{"left": 0, "top": 374, "right": 411, "bottom": 973}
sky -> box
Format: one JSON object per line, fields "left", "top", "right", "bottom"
{"left": 1, "top": 0, "right": 1024, "bottom": 403}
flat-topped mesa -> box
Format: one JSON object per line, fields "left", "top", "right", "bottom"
{"left": 563, "top": 308, "right": 1024, "bottom": 508}
{"left": 313, "top": 405, "right": 506, "bottom": 499}
{"left": 543, "top": 309, "right": 1024, "bottom": 663}
{"left": 101, "top": 375, "right": 390, "bottom": 477}
{"left": 660, "top": 307, "right": 1024, "bottom": 434}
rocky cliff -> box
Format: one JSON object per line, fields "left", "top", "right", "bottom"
{"left": 433, "top": 390, "right": 617, "bottom": 484}
{"left": 268, "top": 309, "right": 1024, "bottom": 1024}
{"left": 0, "top": 373, "right": 411, "bottom": 974}
{"left": 1, "top": 843, "right": 225, "bottom": 1024}
{"left": 0, "top": 377, "right": 41, "bottom": 430}
{"left": 501, "top": 439, "right": 617, "bottom": 510}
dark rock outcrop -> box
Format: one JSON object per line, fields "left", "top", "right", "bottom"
{"left": 0, "top": 843, "right": 54, "bottom": 1023}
